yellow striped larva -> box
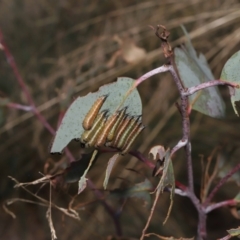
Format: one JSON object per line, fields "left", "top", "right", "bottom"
{"left": 82, "top": 95, "right": 108, "bottom": 130}
{"left": 81, "top": 110, "right": 108, "bottom": 145}
{"left": 115, "top": 116, "right": 139, "bottom": 150}
{"left": 110, "top": 115, "right": 132, "bottom": 148}
{"left": 121, "top": 123, "right": 145, "bottom": 154}
{"left": 95, "top": 111, "right": 119, "bottom": 148}
{"left": 106, "top": 107, "right": 127, "bottom": 142}
{"left": 86, "top": 114, "right": 107, "bottom": 147}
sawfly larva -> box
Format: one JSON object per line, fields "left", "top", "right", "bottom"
{"left": 81, "top": 110, "right": 108, "bottom": 145}
{"left": 106, "top": 107, "right": 127, "bottom": 142}
{"left": 121, "top": 123, "right": 145, "bottom": 154}
{"left": 115, "top": 116, "right": 140, "bottom": 150}
{"left": 82, "top": 95, "right": 108, "bottom": 130}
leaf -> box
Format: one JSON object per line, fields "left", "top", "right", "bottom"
{"left": 51, "top": 77, "right": 142, "bottom": 153}
{"left": 110, "top": 178, "right": 153, "bottom": 208}
{"left": 220, "top": 50, "right": 240, "bottom": 116}
{"left": 174, "top": 26, "right": 225, "bottom": 118}
{"left": 153, "top": 148, "right": 175, "bottom": 224}
{"left": 103, "top": 153, "right": 120, "bottom": 190}
{"left": 227, "top": 227, "right": 240, "bottom": 237}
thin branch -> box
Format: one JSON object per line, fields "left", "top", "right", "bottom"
{"left": 46, "top": 183, "right": 57, "bottom": 240}
{"left": 87, "top": 181, "right": 122, "bottom": 236}
{"left": 168, "top": 64, "right": 194, "bottom": 192}
{"left": 0, "top": 28, "right": 55, "bottom": 135}
{"left": 140, "top": 189, "right": 161, "bottom": 240}
{"left": 6, "top": 102, "right": 33, "bottom": 111}
{"left": 129, "top": 150, "right": 155, "bottom": 169}
{"left": 170, "top": 139, "right": 188, "bottom": 156}
{"left": 204, "top": 163, "right": 240, "bottom": 206}
{"left": 135, "top": 65, "right": 170, "bottom": 87}
{"left": 218, "top": 234, "right": 232, "bottom": 240}
{"left": 205, "top": 199, "right": 237, "bottom": 213}
{"left": 183, "top": 80, "right": 239, "bottom": 96}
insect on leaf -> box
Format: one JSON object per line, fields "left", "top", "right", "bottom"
{"left": 50, "top": 77, "right": 142, "bottom": 153}
{"left": 174, "top": 25, "right": 225, "bottom": 118}
{"left": 220, "top": 50, "right": 240, "bottom": 116}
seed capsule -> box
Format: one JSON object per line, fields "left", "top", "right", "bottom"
{"left": 82, "top": 95, "right": 108, "bottom": 130}
{"left": 106, "top": 107, "right": 127, "bottom": 142}
{"left": 116, "top": 116, "right": 140, "bottom": 150}
{"left": 111, "top": 115, "right": 132, "bottom": 148}
{"left": 95, "top": 111, "right": 119, "bottom": 148}
{"left": 121, "top": 123, "right": 145, "bottom": 154}
{"left": 81, "top": 110, "right": 108, "bottom": 145}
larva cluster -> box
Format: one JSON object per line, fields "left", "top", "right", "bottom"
{"left": 81, "top": 95, "right": 145, "bottom": 154}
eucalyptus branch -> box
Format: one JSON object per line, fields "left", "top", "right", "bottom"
{"left": 0, "top": 28, "right": 55, "bottom": 135}
{"left": 183, "top": 80, "right": 239, "bottom": 96}
{"left": 6, "top": 102, "right": 33, "bottom": 112}
{"left": 205, "top": 199, "right": 237, "bottom": 214}
{"left": 134, "top": 65, "right": 170, "bottom": 87}
{"left": 168, "top": 64, "right": 194, "bottom": 192}
{"left": 204, "top": 162, "right": 240, "bottom": 207}
{"left": 87, "top": 181, "right": 122, "bottom": 236}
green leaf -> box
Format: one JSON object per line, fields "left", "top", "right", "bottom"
{"left": 227, "top": 227, "right": 240, "bottom": 237}
{"left": 110, "top": 178, "right": 153, "bottom": 208}
{"left": 220, "top": 50, "right": 240, "bottom": 116}
{"left": 103, "top": 153, "right": 120, "bottom": 190}
{"left": 174, "top": 26, "right": 225, "bottom": 118}
{"left": 50, "top": 77, "right": 142, "bottom": 153}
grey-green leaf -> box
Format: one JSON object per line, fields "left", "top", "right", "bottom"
{"left": 50, "top": 77, "right": 142, "bottom": 153}
{"left": 174, "top": 26, "right": 225, "bottom": 118}
{"left": 220, "top": 50, "right": 240, "bottom": 116}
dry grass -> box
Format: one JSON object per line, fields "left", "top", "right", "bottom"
{"left": 1, "top": 0, "right": 240, "bottom": 239}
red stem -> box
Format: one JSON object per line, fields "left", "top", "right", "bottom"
{"left": 204, "top": 163, "right": 240, "bottom": 207}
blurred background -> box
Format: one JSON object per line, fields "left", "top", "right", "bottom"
{"left": 1, "top": 0, "right": 240, "bottom": 239}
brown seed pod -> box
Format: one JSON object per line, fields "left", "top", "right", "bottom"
{"left": 121, "top": 123, "right": 145, "bottom": 154}
{"left": 81, "top": 110, "right": 108, "bottom": 145}
{"left": 82, "top": 95, "right": 108, "bottom": 130}
{"left": 115, "top": 116, "right": 140, "bottom": 150}
{"left": 95, "top": 111, "right": 119, "bottom": 148}
{"left": 111, "top": 115, "right": 132, "bottom": 148}
{"left": 106, "top": 107, "right": 128, "bottom": 142}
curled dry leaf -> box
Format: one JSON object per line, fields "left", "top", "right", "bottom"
{"left": 103, "top": 153, "right": 120, "bottom": 190}
{"left": 107, "top": 35, "right": 146, "bottom": 68}
{"left": 149, "top": 145, "right": 166, "bottom": 161}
